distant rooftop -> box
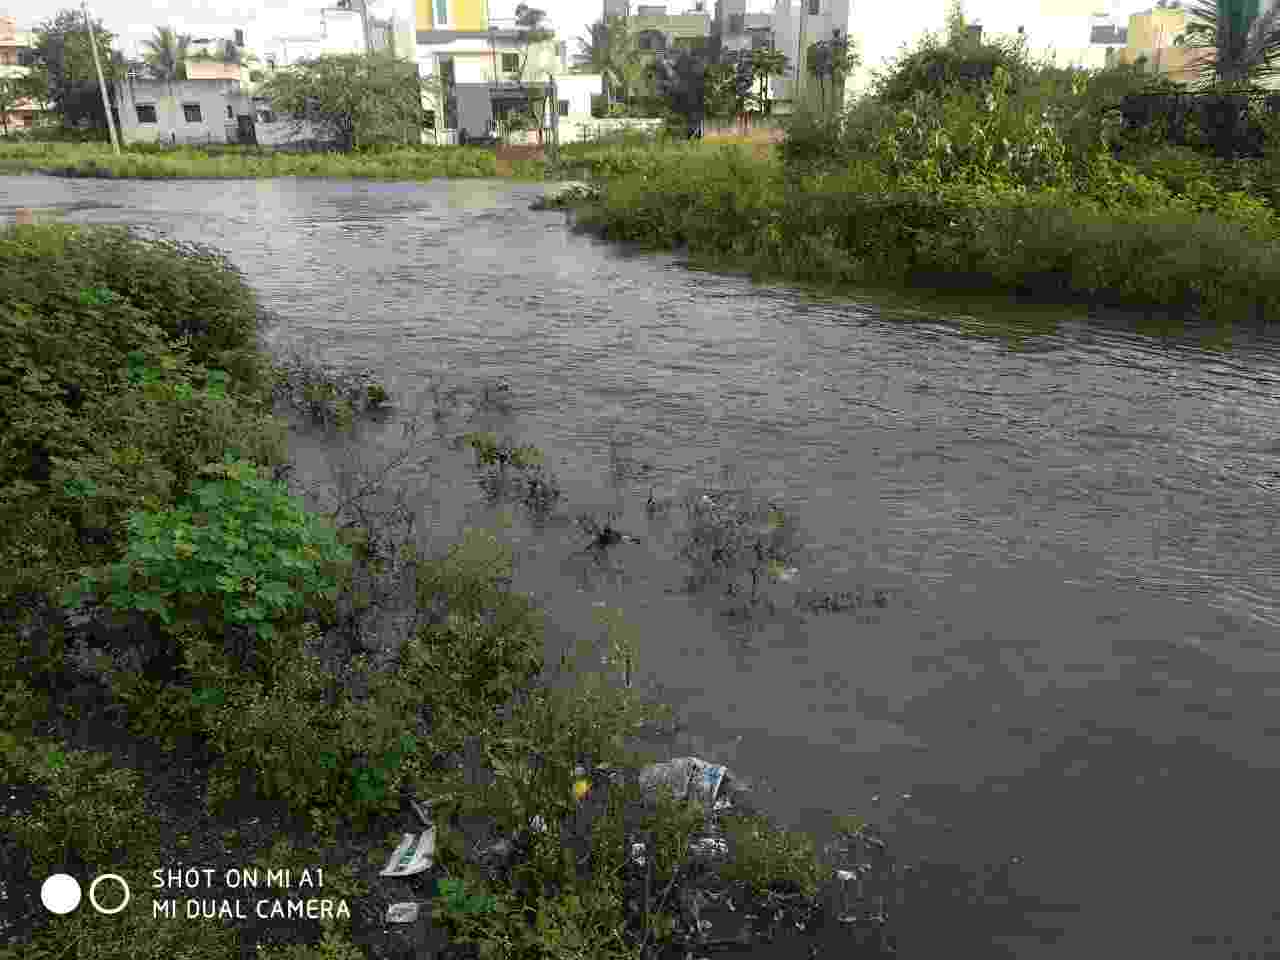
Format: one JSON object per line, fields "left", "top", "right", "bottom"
{"left": 1090, "top": 23, "right": 1128, "bottom": 43}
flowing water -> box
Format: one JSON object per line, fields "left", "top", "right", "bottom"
{"left": 5, "top": 174, "right": 1280, "bottom": 959}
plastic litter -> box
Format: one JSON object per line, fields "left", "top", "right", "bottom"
{"left": 384, "top": 901, "right": 423, "bottom": 924}
{"left": 688, "top": 836, "right": 729, "bottom": 860}
{"left": 639, "top": 757, "right": 730, "bottom": 810}
{"left": 379, "top": 830, "right": 436, "bottom": 878}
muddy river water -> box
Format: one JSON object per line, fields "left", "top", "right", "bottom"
{"left": 5, "top": 173, "right": 1280, "bottom": 959}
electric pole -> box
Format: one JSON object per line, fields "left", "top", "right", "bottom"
{"left": 83, "top": 1, "right": 121, "bottom": 153}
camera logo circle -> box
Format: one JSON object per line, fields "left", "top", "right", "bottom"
{"left": 40, "top": 874, "right": 81, "bottom": 914}
{"left": 89, "top": 874, "right": 131, "bottom": 914}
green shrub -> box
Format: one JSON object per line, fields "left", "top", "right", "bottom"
{"left": 61, "top": 455, "right": 350, "bottom": 666}
{"left": 0, "top": 224, "right": 266, "bottom": 392}
{"left": 870, "top": 29, "right": 1039, "bottom": 105}
{"left": 1, "top": 739, "right": 156, "bottom": 875}
{"left": 0, "top": 226, "right": 287, "bottom": 602}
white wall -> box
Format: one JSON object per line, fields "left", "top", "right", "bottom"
{"left": 265, "top": 10, "right": 368, "bottom": 67}
{"left": 115, "top": 79, "right": 248, "bottom": 145}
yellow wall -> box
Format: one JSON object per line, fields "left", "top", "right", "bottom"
{"left": 417, "top": 0, "right": 487, "bottom": 31}
{"left": 1127, "top": 8, "right": 1189, "bottom": 50}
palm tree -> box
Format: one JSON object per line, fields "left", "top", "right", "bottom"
{"left": 574, "top": 16, "right": 628, "bottom": 108}
{"left": 140, "top": 26, "right": 191, "bottom": 81}
{"left": 1184, "top": 0, "right": 1280, "bottom": 88}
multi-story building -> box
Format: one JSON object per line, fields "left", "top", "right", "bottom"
{"left": 715, "top": 0, "right": 775, "bottom": 60}
{"left": 408, "top": 0, "right": 601, "bottom": 143}
{"left": 769, "top": 0, "right": 855, "bottom": 109}
{"left": 0, "top": 14, "right": 48, "bottom": 134}
{"left": 1111, "top": 5, "right": 1203, "bottom": 85}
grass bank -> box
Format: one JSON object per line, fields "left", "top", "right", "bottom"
{"left": 0, "top": 142, "right": 525, "bottom": 181}
{"left": 554, "top": 139, "right": 1280, "bottom": 329}
{"left": 0, "top": 137, "right": 771, "bottom": 184}
{"left": 0, "top": 222, "right": 894, "bottom": 960}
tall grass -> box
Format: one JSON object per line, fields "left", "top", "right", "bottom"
{"left": 0, "top": 141, "right": 504, "bottom": 180}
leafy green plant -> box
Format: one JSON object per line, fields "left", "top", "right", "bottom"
{"left": 61, "top": 455, "right": 350, "bottom": 651}
{"left": 436, "top": 876, "right": 503, "bottom": 917}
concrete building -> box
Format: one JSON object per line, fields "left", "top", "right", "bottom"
{"left": 113, "top": 75, "right": 315, "bottom": 147}
{"left": 408, "top": 0, "right": 602, "bottom": 143}
{"left": 0, "top": 15, "right": 49, "bottom": 134}
{"left": 1112, "top": 5, "right": 1202, "bottom": 84}
{"left": 770, "top": 0, "right": 855, "bottom": 108}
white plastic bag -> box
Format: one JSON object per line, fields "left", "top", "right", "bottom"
{"left": 638, "top": 757, "right": 729, "bottom": 810}
{"left": 379, "top": 830, "right": 436, "bottom": 878}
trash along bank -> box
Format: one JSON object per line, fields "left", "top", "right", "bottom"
{"left": 1, "top": 219, "right": 906, "bottom": 960}
{"left": 376, "top": 755, "right": 905, "bottom": 959}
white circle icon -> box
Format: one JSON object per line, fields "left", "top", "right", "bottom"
{"left": 89, "top": 874, "right": 131, "bottom": 915}
{"left": 40, "top": 874, "right": 82, "bottom": 914}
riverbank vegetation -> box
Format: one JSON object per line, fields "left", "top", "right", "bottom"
{"left": 562, "top": 21, "right": 1280, "bottom": 327}
{"left": 0, "top": 222, "right": 893, "bottom": 960}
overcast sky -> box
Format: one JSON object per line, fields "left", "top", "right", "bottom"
{"left": 7, "top": 0, "right": 1153, "bottom": 64}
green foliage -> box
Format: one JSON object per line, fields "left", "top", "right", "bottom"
{"left": 0, "top": 223, "right": 266, "bottom": 390}
{"left": 0, "top": 140, "right": 505, "bottom": 179}
{"left": 256, "top": 52, "right": 426, "bottom": 151}
{"left": 2, "top": 739, "right": 156, "bottom": 875}
{"left": 140, "top": 26, "right": 191, "bottom": 81}
{"left": 0, "top": 224, "right": 285, "bottom": 602}
{"left": 61, "top": 455, "right": 350, "bottom": 650}
{"left": 28, "top": 8, "right": 122, "bottom": 133}
{"left": 253, "top": 929, "right": 367, "bottom": 960}
{"left": 717, "top": 811, "right": 823, "bottom": 899}
{"left": 871, "top": 29, "right": 1037, "bottom": 106}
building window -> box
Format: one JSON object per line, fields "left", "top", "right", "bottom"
{"left": 226, "top": 105, "right": 233, "bottom": 119}
{"left": 807, "top": 0, "right": 819, "bottom": 15}
{"left": 22, "top": 113, "right": 34, "bottom": 128}
{"left": 501, "top": 52, "right": 519, "bottom": 72}
{"left": 729, "top": 13, "right": 744, "bottom": 31}
{"left": 423, "top": 109, "right": 436, "bottom": 130}
{"left": 136, "top": 104, "right": 158, "bottom": 123}
{"left": 183, "top": 103, "right": 203, "bottom": 122}
{"left": 256, "top": 108, "right": 276, "bottom": 123}
{"left": 434, "top": 0, "right": 447, "bottom": 25}
{"left": 558, "top": 99, "right": 569, "bottom": 116}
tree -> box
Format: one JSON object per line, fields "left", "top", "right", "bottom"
{"left": 747, "top": 47, "right": 789, "bottom": 116}
{"left": 614, "top": 43, "right": 649, "bottom": 110}
{"left": 140, "top": 26, "right": 190, "bottom": 81}
{"left": 512, "top": 3, "right": 554, "bottom": 142}
{"left": 257, "top": 52, "right": 425, "bottom": 151}
{"left": 29, "top": 8, "right": 122, "bottom": 133}
{"left": 703, "top": 60, "right": 744, "bottom": 120}
{"left": 945, "top": 0, "right": 967, "bottom": 48}
{"left": 651, "top": 46, "right": 713, "bottom": 133}
{"left": 574, "top": 16, "right": 629, "bottom": 108}
{"left": 1184, "top": 0, "right": 1280, "bottom": 88}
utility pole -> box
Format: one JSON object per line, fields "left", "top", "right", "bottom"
{"left": 83, "top": 1, "right": 120, "bottom": 153}
{"left": 357, "top": 0, "right": 372, "bottom": 53}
